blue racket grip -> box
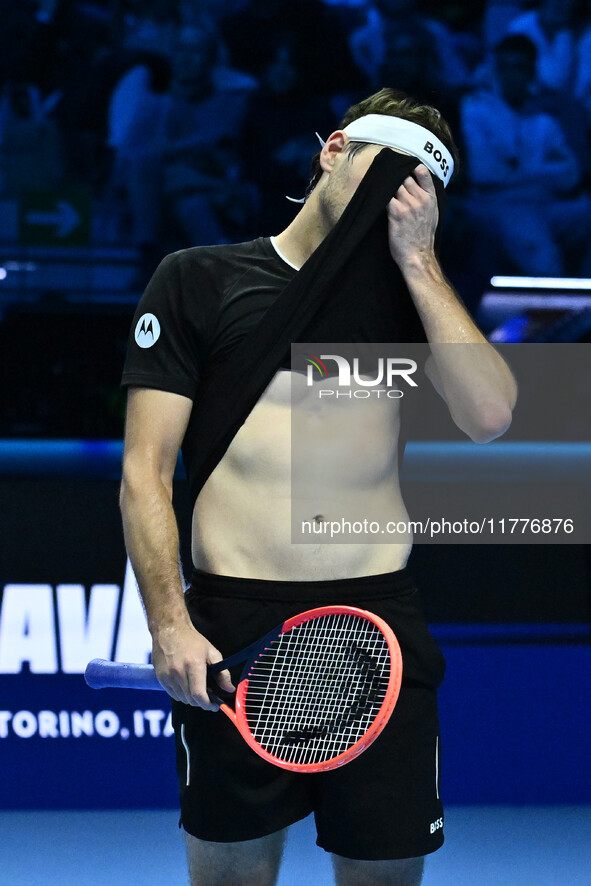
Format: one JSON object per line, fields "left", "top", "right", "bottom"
{"left": 85, "top": 658, "right": 224, "bottom": 705}
{"left": 85, "top": 659, "right": 162, "bottom": 691}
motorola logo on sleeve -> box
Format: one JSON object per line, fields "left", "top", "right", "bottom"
{"left": 134, "top": 313, "right": 161, "bottom": 348}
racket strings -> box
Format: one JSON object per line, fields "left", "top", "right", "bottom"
{"left": 281, "top": 641, "right": 382, "bottom": 744}
{"left": 243, "top": 613, "right": 392, "bottom": 766}
{"left": 274, "top": 618, "right": 360, "bottom": 751}
{"left": 253, "top": 618, "right": 389, "bottom": 765}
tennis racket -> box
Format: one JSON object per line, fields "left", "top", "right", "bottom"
{"left": 85, "top": 605, "right": 402, "bottom": 773}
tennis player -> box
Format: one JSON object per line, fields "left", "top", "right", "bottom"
{"left": 120, "top": 88, "right": 516, "bottom": 886}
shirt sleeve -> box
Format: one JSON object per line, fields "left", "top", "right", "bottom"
{"left": 121, "top": 251, "right": 208, "bottom": 399}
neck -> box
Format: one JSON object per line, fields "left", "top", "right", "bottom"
{"left": 273, "top": 190, "right": 330, "bottom": 269}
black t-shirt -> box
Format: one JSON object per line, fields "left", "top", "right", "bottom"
{"left": 122, "top": 149, "right": 439, "bottom": 509}
{"left": 122, "top": 237, "right": 296, "bottom": 399}
{"left": 122, "top": 229, "right": 427, "bottom": 502}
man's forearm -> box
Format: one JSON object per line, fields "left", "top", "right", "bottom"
{"left": 401, "top": 254, "right": 517, "bottom": 442}
{"left": 120, "top": 473, "right": 191, "bottom": 635}
{"left": 119, "top": 473, "right": 232, "bottom": 708}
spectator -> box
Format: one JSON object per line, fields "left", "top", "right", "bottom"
{"left": 350, "top": 0, "right": 481, "bottom": 92}
{"left": 477, "top": 1, "right": 589, "bottom": 175}
{"left": 378, "top": 23, "right": 464, "bottom": 182}
{"left": 482, "top": 0, "right": 536, "bottom": 48}
{"left": 161, "top": 25, "right": 256, "bottom": 247}
{"left": 221, "top": 0, "right": 363, "bottom": 97}
{"left": 49, "top": 1, "right": 116, "bottom": 186}
{"left": 461, "top": 34, "right": 591, "bottom": 276}
{"left": 0, "top": 81, "right": 63, "bottom": 195}
{"left": 508, "top": 0, "right": 582, "bottom": 92}
{"left": 107, "top": 52, "right": 171, "bottom": 266}
{"left": 0, "top": 0, "right": 49, "bottom": 90}
{"left": 378, "top": 23, "right": 462, "bottom": 130}
{"left": 107, "top": 52, "right": 171, "bottom": 157}
{"left": 242, "top": 41, "right": 336, "bottom": 233}
{"left": 379, "top": 22, "right": 439, "bottom": 99}
{"left": 421, "top": 0, "right": 485, "bottom": 89}
{"left": 122, "top": 0, "right": 179, "bottom": 60}
{"left": 108, "top": 23, "right": 256, "bottom": 281}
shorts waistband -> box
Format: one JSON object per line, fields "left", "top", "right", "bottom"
{"left": 189, "top": 567, "right": 416, "bottom": 603}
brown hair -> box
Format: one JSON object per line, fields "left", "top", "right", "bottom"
{"left": 305, "top": 87, "right": 460, "bottom": 198}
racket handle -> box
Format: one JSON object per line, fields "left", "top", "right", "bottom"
{"left": 85, "top": 658, "right": 225, "bottom": 706}
{"left": 85, "top": 659, "right": 163, "bottom": 691}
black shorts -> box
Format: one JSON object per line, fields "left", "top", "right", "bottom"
{"left": 171, "top": 567, "right": 446, "bottom": 861}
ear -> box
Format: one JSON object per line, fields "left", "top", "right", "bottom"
{"left": 319, "top": 130, "right": 349, "bottom": 174}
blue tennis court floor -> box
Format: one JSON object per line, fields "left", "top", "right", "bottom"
{"left": 2, "top": 806, "right": 590, "bottom": 885}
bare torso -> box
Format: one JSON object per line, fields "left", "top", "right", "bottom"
{"left": 192, "top": 370, "right": 412, "bottom": 580}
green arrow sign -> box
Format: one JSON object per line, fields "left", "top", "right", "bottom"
{"left": 19, "top": 191, "right": 91, "bottom": 246}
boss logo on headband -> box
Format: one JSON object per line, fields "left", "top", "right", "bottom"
{"left": 424, "top": 142, "right": 450, "bottom": 178}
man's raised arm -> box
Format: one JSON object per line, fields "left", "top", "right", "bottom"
{"left": 387, "top": 164, "right": 517, "bottom": 443}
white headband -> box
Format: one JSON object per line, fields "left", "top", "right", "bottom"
{"left": 343, "top": 114, "right": 454, "bottom": 187}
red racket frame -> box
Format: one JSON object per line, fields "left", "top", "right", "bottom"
{"left": 222, "top": 605, "right": 403, "bottom": 773}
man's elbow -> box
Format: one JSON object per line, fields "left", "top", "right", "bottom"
{"left": 119, "top": 458, "right": 172, "bottom": 512}
{"left": 119, "top": 468, "right": 137, "bottom": 515}
{"left": 119, "top": 473, "right": 132, "bottom": 513}
{"left": 468, "top": 403, "right": 513, "bottom": 444}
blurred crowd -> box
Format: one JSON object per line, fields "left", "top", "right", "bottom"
{"left": 2, "top": 0, "right": 591, "bottom": 294}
